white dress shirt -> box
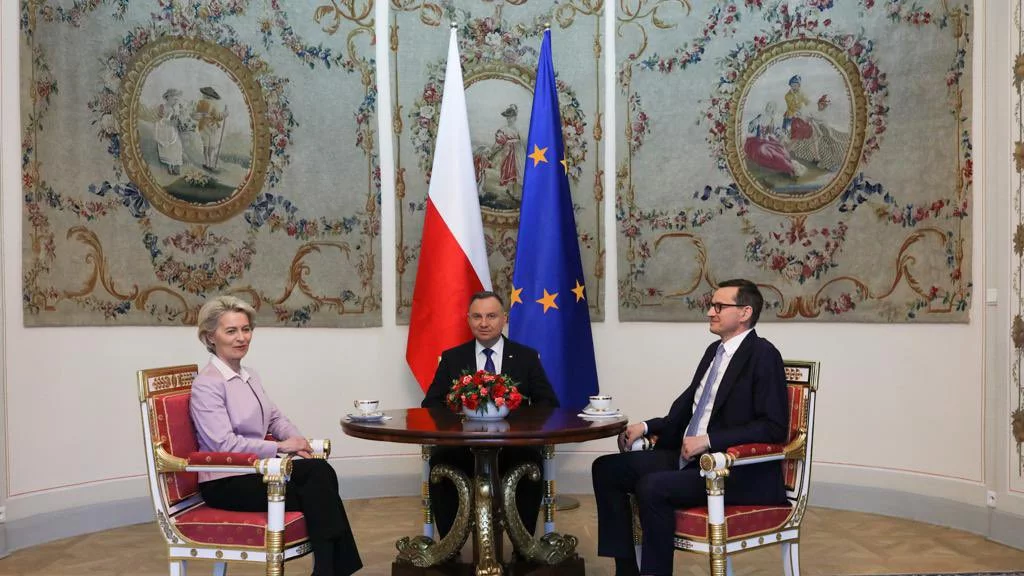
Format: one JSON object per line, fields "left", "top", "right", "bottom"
{"left": 474, "top": 337, "right": 505, "bottom": 374}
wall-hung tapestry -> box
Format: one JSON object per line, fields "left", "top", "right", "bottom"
{"left": 392, "top": 0, "right": 605, "bottom": 321}
{"left": 616, "top": 0, "right": 972, "bottom": 322}
{"left": 21, "top": 1, "right": 381, "bottom": 327}
{"left": 1012, "top": 0, "right": 1024, "bottom": 488}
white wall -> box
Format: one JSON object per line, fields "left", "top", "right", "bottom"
{"left": 0, "top": 0, "right": 1015, "bottom": 546}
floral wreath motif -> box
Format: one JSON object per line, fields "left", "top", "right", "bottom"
{"left": 118, "top": 36, "right": 272, "bottom": 223}
{"left": 92, "top": 24, "right": 297, "bottom": 194}
{"left": 723, "top": 38, "right": 868, "bottom": 214}
{"left": 90, "top": 26, "right": 300, "bottom": 299}
{"left": 408, "top": 25, "right": 589, "bottom": 227}
{"left": 703, "top": 30, "right": 886, "bottom": 181}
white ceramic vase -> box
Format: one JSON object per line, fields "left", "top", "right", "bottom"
{"left": 462, "top": 403, "right": 510, "bottom": 421}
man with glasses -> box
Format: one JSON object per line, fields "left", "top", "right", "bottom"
{"left": 591, "top": 279, "right": 789, "bottom": 576}
{"left": 422, "top": 291, "right": 559, "bottom": 541}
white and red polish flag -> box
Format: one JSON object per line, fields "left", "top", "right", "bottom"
{"left": 406, "top": 28, "right": 492, "bottom": 391}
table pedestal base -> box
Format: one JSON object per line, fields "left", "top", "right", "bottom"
{"left": 391, "top": 555, "right": 585, "bottom": 576}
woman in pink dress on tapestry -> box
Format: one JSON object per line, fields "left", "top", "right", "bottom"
{"left": 494, "top": 104, "right": 524, "bottom": 191}
{"left": 743, "top": 102, "right": 805, "bottom": 178}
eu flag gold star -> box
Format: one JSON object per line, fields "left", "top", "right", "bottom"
{"left": 572, "top": 280, "right": 586, "bottom": 302}
{"left": 510, "top": 286, "right": 523, "bottom": 307}
{"left": 536, "top": 289, "right": 559, "bottom": 313}
{"left": 560, "top": 158, "right": 569, "bottom": 174}
{"left": 528, "top": 144, "right": 549, "bottom": 167}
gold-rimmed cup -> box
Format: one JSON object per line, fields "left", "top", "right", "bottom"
{"left": 353, "top": 399, "right": 380, "bottom": 415}
{"left": 588, "top": 395, "right": 613, "bottom": 411}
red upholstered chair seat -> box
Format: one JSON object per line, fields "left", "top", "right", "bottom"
{"left": 675, "top": 504, "right": 793, "bottom": 540}
{"left": 173, "top": 504, "right": 308, "bottom": 547}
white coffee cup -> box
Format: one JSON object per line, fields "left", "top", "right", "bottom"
{"left": 588, "top": 395, "right": 613, "bottom": 411}
{"left": 353, "top": 399, "right": 380, "bottom": 414}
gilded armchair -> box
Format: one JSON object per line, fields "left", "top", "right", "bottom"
{"left": 138, "top": 364, "right": 330, "bottom": 576}
{"left": 627, "top": 359, "right": 819, "bottom": 576}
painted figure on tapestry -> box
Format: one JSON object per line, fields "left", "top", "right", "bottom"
{"left": 743, "top": 102, "right": 805, "bottom": 179}
{"left": 193, "top": 86, "right": 230, "bottom": 172}
{"left": 495, "top": 104, "right": 524, "bottom": 192}
{"left": 781, "top": 75, "right": 849, "bottom": 173}
{"left": 154, "top": 88, "right": 192, "bottom": 175}
{"left": 738, "top": 57, "right": 855, "bottom": 198}
{"left": 133, "top": 57, "right": 255, "bottom": 207}
{"left": 782, "top": 75, "right": 810, "bottom": 134}
{"left": 473, "top": 102, "right": 527, "bottom": 212}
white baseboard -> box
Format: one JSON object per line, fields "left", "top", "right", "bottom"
{"left": 5, "top": 497, "right": 153, "bottom": 554}
{"left": 991, "top": 508, "right": 1024, "bottom": 550}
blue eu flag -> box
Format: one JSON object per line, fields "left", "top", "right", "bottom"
{"left": 509, "top": 30, "right": 599, "bottom": 411}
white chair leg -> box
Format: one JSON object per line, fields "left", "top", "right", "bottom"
{"left": 726, "top": 555, "right": 734, "bottom": 576}
{"left": 169, "top": 559, "right": 187, "bottom": 576}
{"left": 212, "top": 561, "right": 227, "bottom": 576}
{"left": 782, "top": 541, "right": 800, "bottom": 576}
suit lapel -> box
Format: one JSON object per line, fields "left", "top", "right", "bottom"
{"left": 709, "top": 330, "right": 756, "bottom": 419}
{"left": 501, "top": 336, "right": 517, "bottom": 376}
{"left": 458, "top": 341, "right": 478, "bottom": 373}
{"left": 681, "top": 343, "right": 718, "bottom": 414}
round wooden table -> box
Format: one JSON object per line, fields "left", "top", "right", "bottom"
{"left": 342, "top": 406, "right": 627, "bottom": 576}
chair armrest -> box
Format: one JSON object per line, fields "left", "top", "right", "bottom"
{"left": 262, "top": 436, "right": 331, "bottom": 459}
{"left": 701, "top": 433, "right": 807, "bottom": 471}
{"left": 309, "top": 438, "right": 331, "bottom": 459}
{"left": 186, "top": 451, "right": 260, "bottom": 466}
{"left": 618, "top": 432, "right": 657, "bottom": 453}
{"left": 725, "top": 443, "right": 785, "bottom": 460}
{"left": 153, "top": 442, "right": 290, "bottom": 476}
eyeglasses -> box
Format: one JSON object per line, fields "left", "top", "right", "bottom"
{"left": 709, "top": 302, "right": 748, "bottom": 314}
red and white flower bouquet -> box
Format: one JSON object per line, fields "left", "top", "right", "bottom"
{"left": 446, "top": 370, "right": 524, "bottom": 420}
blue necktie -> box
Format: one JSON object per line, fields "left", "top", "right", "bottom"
{"left": 685, "top": 344, "right": 725, "bottom": 437}
{"left": 483, "top": 348, "right": 496, "bottom": 373}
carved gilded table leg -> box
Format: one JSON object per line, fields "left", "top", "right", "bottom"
{"left": 502, "top": 462, "right": 579, "bottom": 565}
{"left": 471, "top": 447, "right": 503, "bottom": 576}
{"left": 395, "top": 464, "right": 473, "bottom": 567}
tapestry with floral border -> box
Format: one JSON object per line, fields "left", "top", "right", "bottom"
{"left": 616, "top": 0, "right": 971, "bottom": 322}
{"left": 392, "top": 0, "right": 605, "bottom": 321}
{"left": 21, "top": 0, "right": 381, "bottom": 327}
{"left": 1011, "top": 0, "right": 1024, "bottom": 491}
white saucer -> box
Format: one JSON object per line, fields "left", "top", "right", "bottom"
{"left": 580, "top": 407, "right": 621, "bottom": 417}
{"left": 346, "top": 412, "right": 386, "bottom": 422}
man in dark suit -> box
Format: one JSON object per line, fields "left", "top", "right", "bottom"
{"left": 592, "top": 279, "right": 789, "bottom": 576}
{"left": 422, "top": 291, "right": 559, "bottom": 540}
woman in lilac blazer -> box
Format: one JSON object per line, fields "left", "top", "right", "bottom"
{"left": 190, "top": 295, "right": 362, "bottom": 576}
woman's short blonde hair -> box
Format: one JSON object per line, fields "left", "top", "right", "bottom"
{"left": 197, "top": 295, "right": 257, "bottom": 353}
